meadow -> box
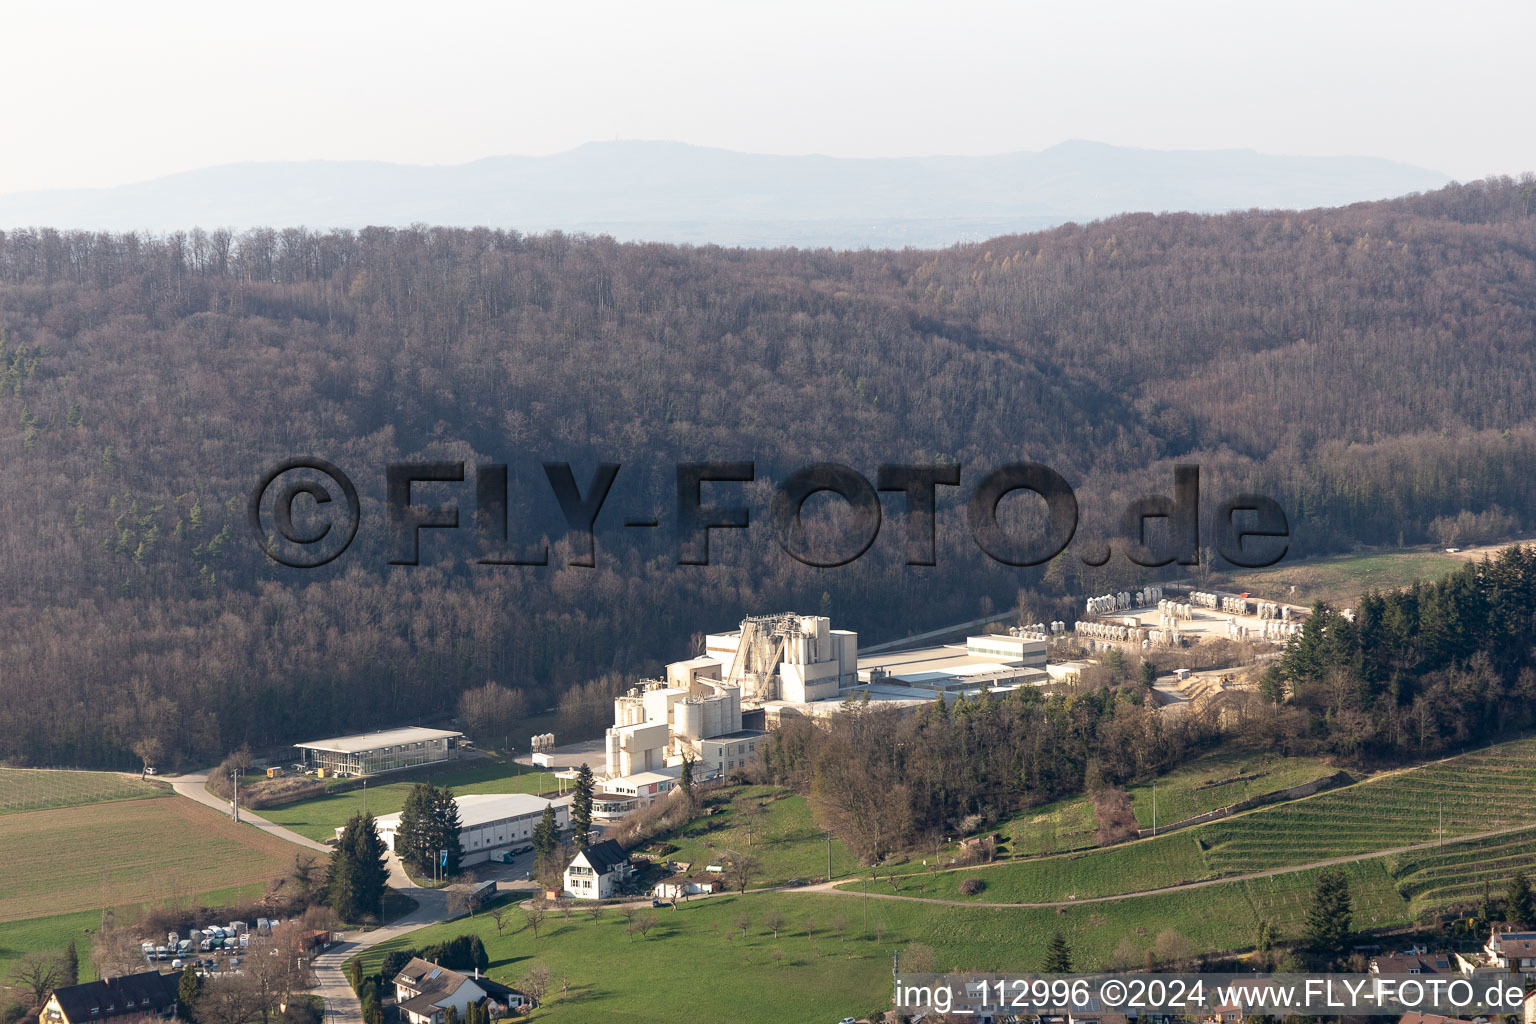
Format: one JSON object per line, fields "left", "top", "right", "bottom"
{"left": 843, "top": 831, "right": 1213, "bottom": 902}
{"left": 0, "top": 798, "right": 305, "bottom": 923}
{"left": 1218, "top": 549, "right": 1469, "bottom": 608}
{"left": 636, "top": 786, "right": 864, "bottom": 887}
{"left": 0, "top": 769, "right": 168, "bottom": 814}
{"left": 346, "top": 861, "right": 1413, "bottom": 1024}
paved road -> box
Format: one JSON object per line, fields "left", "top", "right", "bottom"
{"left": 168, "top": 770, "right": 332, "bottom": 853}
{"left": 803, "top": 818, "right": 1536, "bottom": 909}
{"left": 312, "top": 887, "right": 452, "bottom": 1024}
{"left": 168, "top": 771, "right": 457, "bottom": 1024}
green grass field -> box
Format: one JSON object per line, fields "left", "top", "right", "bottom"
{"left": 346, "top": 860, "right": 1414, "bottom": 1023}
{"left": 256, "top": 759, "right": 561, "bottom": 841}
{"left": 0, "top": 769, "right": 168, "bottom": 814}
{"left": 637, "top": 786, "right": 864, "bottom": 887}
{"left": 1219, "top": 549, "right": 1469, "bottom": 608}
{"left": 844, "top": 831, "right": 1213, "bottom": 902}
{"left": 0, "top": 799, "right": 306, "bottom": 924}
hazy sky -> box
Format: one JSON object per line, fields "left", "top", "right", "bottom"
{"left": 3, "top": 0, "right": 1531, "bottom": 195}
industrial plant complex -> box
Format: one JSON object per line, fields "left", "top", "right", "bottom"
{"left": 586, "top": 612, "right": 1054, "bottom": 817}
{"left": 290, "top": 589, "right": 1313, "bottom": 893}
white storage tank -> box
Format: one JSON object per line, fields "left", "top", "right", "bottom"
{"left": 676, "top": 699, "right": 704, "bottom": 743}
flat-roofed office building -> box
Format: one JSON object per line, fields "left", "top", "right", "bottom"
{"left": 295, "top": 727, "right": 464, "bottom": 777}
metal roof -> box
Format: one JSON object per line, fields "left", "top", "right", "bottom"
{"left": 294, "top": 726, "right": 462, "bottom": 753}
{"left": 372, "top": 792, "right": 568, "bottom": 831}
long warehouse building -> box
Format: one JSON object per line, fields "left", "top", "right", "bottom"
{"left": 356, "top": 793, "right": 572, "bottom": 867}
{"left": 295, "top": 727, "right": 465, "bottom": 777}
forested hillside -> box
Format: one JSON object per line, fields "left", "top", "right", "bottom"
{"left": 2, "top": 175, "right": 1534, "bottom": 767}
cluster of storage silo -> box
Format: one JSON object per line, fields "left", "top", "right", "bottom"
{"left": 1254, "top": 601, "right": 1291, "bottom": 622}
{"left": 1074, "top": 619, "right": 1140, "bottom": 643}
{"left": 1075, "top": 617, "right": 1136, "bottom": 641}
{"left": 1190, "top": 591, "right": 1221, "bottom": 609}
{"left": 1221, "top": 616, "right": 1300, "bottom": 641}
{"left": 1144, "top": 627, "right": 1185, "bottom": 647}
{"left": 1084, "top": 593, "right": 1126, "bottom": 615}
{"left": 530, "top": 732, "right": 556, "bottom": 751}
{"left": 1009, "top": 622, "right": 1065, "bottom": 641}
{"left": 1138, "top": 585, "right": 1164, "bottom": 606}
{"left": 1156, "top": 598, "right": 1193, "bottom": 621}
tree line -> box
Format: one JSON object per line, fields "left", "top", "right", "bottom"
{"left": 758, "top": 683, "right": 1218, "bottom": 863}
{"left": 1267, "top": 545, "right": 1536, "bottom": 759}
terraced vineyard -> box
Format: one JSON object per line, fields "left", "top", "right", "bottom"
{"left": 1387, "top": 825, "right": 1536, "bottom": 910}
{"left": 1005, "top": 749, "right": 1335, "bottom": 855}
{"left": 835, "top": 735, "right": 1536, "bottom": 912}
{"left": 1198, "top": 738, "right": 1536, "bottom": 873}
{"left": 1242, "top": 859, "right": 1410, "bottom": 934}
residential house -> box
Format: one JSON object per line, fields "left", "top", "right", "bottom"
{"left": 1485, "top": 929, "right": 1536, "bottom": 975}
{"left": 1371, "top": 953, "right": 1455, "bottom": 975}
{"left": 391, "top": 957, "right": 529, "bottom": 1024}
{"left": 39, "top": 972, "right": 178, "bottom": 1024}
{"left": 563, "top": 838, "right": 633, "bottom": 899}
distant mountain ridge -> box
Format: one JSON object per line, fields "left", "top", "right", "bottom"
{"left": 0, "top": 139, "right": 1451, "bottom": 247}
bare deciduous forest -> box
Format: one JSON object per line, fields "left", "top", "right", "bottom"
{"left": 2, "top": 176, "right": 1534, "bottom": 768}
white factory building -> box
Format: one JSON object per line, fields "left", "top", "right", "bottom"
{"left": 599, "top": 614, "right": 1054, "bottom": 792}
{"left": 704, "top": 614, "right": 860, "bottom": 702}
{"left": 357, "top": 792, "right": 571, "bottom": 867}
{"left": 604, "top": 653, "right": 765, "bottom": 785}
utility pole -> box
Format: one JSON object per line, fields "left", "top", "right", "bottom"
{"left": 231, "top": 770, "right": 240, "bottom": 824}
{"left": 1152, "top": 782, "right": 1157, "bottom": 836}
{"left": 826, "top": 833, "right": 832, "bottom": 882}
{"left": 362, "top": 778, "right": 367, "bottom": 817}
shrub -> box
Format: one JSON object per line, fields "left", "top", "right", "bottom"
{"left": 959, "top": 877, "right": 986, "bottom": 896}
